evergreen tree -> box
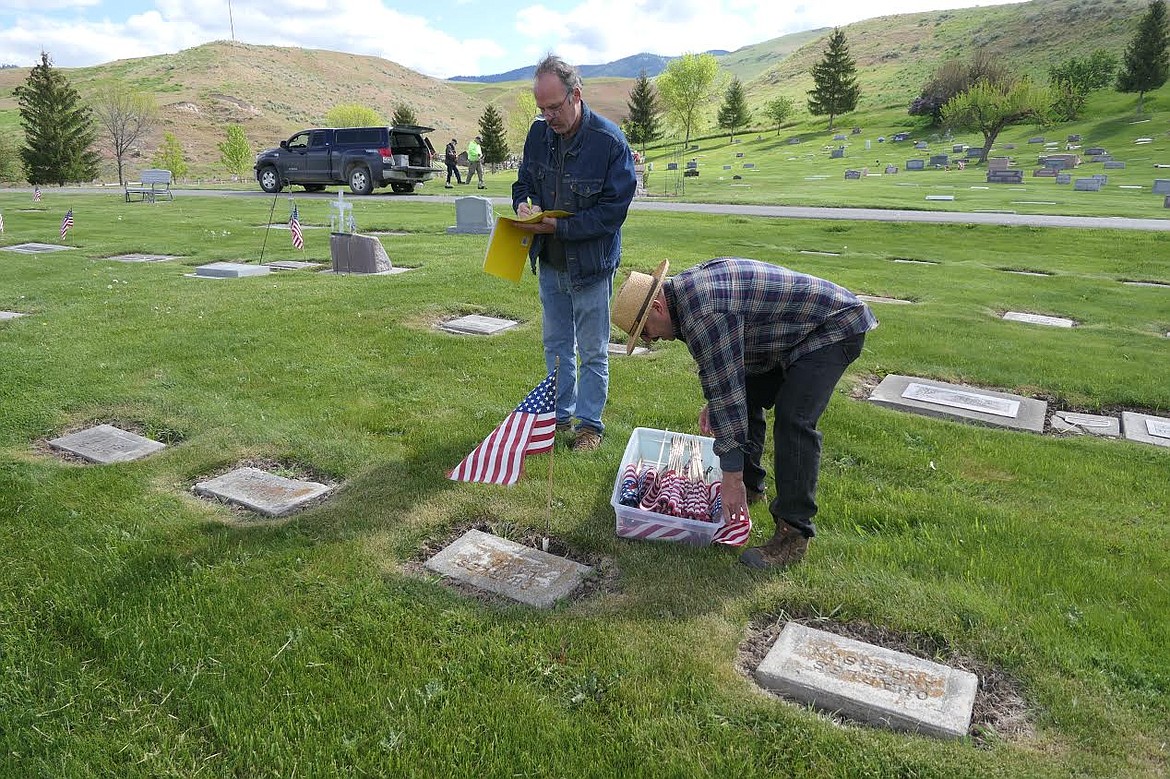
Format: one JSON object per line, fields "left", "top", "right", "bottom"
{"left": 716, "top": 77, "right": 751, "bottom": 142}
{"left": 391, "top": 103, "right": 418, "bottom": 126}
{"left": 14, "top": 51, "right": 100, "bottom": 185}
{"left": 807, "top": 29, "right": 861, "bottom": 131}
{"left": 624, "top": 70, "right": 661, "bottom": 156}
{"left": 217, "top": 124, "right": 252, "bottom": 177}
{"left": 1118, "top": 0, "right": 1170, "bottom": 114}
{"left": 764, "top": 96, "right": 795, "bottom": 135}
{"left": 151, "top": 132, "right": 188, "bottom": 179}
{"left": 478, "top": 104, "right": 508, "bottom": 169}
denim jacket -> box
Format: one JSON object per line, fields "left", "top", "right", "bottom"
{"left": 511, "top": 102, "right": 637, "bottom": 287}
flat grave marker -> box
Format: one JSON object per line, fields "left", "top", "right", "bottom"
{"left": 424, "top": 529, "right": 592, "bottom": 609}
{"left": 869, "top": 375, "right": 1047, "bottom": 432}
{"left": 2, "top": 243, "right": 74, "bottom": 254}
{"left": 1051, "top": 411, "right": 1120, "bottom": 437}
{"left": 189, "top": 262, "right": 271, "bottom": 279}
{"left": 608, "top": 342, "right": 649, "bottom": 356}
{"left": 265, "top": 260, "right": 322, "bottom": 271}
{"left": 925, "top": 195, "right": 954, "bottom": 201}
{"left": 0, "top": 311, "right": 27, "bottom": 320}
{"left": 1003, "top": 311, "right": 1075, "bottom": 328}
{"left": 1004, "top": 270, "right": 1051, "bottom": 277}
{"left": 856, "top": 295, "right": 914, "bottom": 305}
{"left": 194, "top": 466, "right": 332, "bottom": 516}
{"left": 890, "top": 258, "right": 938, "bottom": 265}
{"left": 1121, "top": 412, "right": 1170, "bottom": 448}
{"left": 440, "top": 314, "right": 519, "bottom": 335}
{"left": 1123, "top": 280, "right": 1170, "bottom": 288}
{"left": 755, "top": 623, "right": 978, "bottom": 739}
{"left": 48, "top": 424, "right": 166, "bottom": 464}
{"left": 106, "top": 253, "right": 182, "bottom": 263}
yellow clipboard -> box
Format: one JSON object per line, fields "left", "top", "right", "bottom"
{"left": 483, "top": 210, "right": 572, "bottom": 282}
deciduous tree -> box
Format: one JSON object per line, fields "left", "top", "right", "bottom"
{"left": 1049, "top": 50, "right": 1119, "bottom": 121}
{"left": 218, "top": 124, "right": 252, "bottom": 177}
{"left": 716, "top": 77, "right": 751, "bottom": 142}
{"left": 151, "top": 132, "right": 188, "bottom": 179}
{"left": 909, "top": 49, "right": 1009, "bottom": 125}
{"left": 324, "top": 103, "right": 381, "bottom": 127}
{"left": 656, "top": 52, "right": 720, "bottom": 149}
{"left": 14, "top": 51, "right": 100, "bottom": 185}
{"left": 624, "top": 70, "right": 661, "bottom": 156}
{"left": 91, "top": 85, "right": 157, "bottom": 185}
{"left": 807, "top": 29, "right": 860, "bottom": 131}
{"left": 1118, "top": 0, "right": 1170, "bottom": 114}
{"left": 764, "top": 96, "right": 795, "bottom": 135}
{"left": 507, "top": 92, "right": 537, "bottom": 156}
{"left": 942, "top": 77, "right": 1049, "bottom": 164}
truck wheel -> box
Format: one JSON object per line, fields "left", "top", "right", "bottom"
{"left": 258, "top": 166, "right": 283, "bottom": 194}
{"left": 348, "top": 166, "right": 374, "bottom": 196}
{"left": 390, "top": 182, "right": 416, "bottom": 194}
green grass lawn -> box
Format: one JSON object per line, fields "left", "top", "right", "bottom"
{"left": 0, "top": 193, "right": 1168, "bottom": 777}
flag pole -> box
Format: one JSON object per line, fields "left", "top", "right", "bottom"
{"left": 543, "top": 356, "right": 558, "bottom": 552}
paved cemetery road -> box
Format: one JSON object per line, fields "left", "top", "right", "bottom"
{"left": 21, "top": 187, "right": 1170, "bottom": 231}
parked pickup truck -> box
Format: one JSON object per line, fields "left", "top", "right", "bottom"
{"left": 254, "top": 125, "right": 439, "bottom": 195}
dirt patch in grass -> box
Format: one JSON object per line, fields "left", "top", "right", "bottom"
{"left": 404, "top": 517, "right": 620, "bottom": 606}
{"left": 736, "top": 609, "right": 1033, "bottom": 746}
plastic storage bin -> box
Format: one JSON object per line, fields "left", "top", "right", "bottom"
{"left": 611, "top": 427, "right": 725, "bottom": 546}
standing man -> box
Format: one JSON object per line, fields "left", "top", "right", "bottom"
{"left": 512, "top": 54, "right": 637, "bottom": 452}
{"left": 444, "top": 138, "right": 463, "bottom": 188}
{"left": 611, "top": 257, "right": 878, "bottom": 568}
{"left": 466, "top": 135, "right": 486, "bottom": 188}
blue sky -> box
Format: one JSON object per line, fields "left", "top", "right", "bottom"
{"left": 0, "top": 0, "right": 1028, "bottom": 79}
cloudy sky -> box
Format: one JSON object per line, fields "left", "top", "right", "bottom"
{"left": 1, "top": 0, "right": 1028, "bottom": 79}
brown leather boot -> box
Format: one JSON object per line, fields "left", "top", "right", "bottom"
{"left": 739, "top": 523, "right": 809, "bottom": 569}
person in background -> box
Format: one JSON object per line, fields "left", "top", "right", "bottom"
{"left": 444, "top": 138, "right": 463, "bottom": 188}
{"left": 466, "top": 135, "right": 486, "bottom": 188}
{"left": 511, "top": 54, "right": 637, "bottom": 452}
{"left": 610, "top": 257, "right": 878, "bottom": 568}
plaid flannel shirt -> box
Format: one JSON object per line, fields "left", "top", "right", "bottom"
{"left": 664, "top": 257, "right": 878, "bottom": 471}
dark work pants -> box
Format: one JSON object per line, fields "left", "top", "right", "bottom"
{"left": 446, "top": 163, "right": 462, "bottom": 184}
{"left": 743, "top": 333, "right": 866, "bottom": 539}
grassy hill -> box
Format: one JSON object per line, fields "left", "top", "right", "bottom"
{"left": 0, "top": 0, "right": 1158, "bottom": 181}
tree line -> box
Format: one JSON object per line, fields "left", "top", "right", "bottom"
{"left": 5, "top": 1, "right": 1168, "bottom": 185}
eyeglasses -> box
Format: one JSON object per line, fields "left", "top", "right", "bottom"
{"left": 537, "top": 91, "right": 574, "bottom": 119}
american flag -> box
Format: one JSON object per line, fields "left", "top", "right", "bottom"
{"left": 0, "top": 211, "right": 4, "bottom": 233}
{"left": 448, "top": 371, "right": 557, "bottom": 486}
{"left": 711, "top": 508, "right": 752, "bottom": 547}
{"left": 289, "top": 202, "right": 304, "bottom": 250}
{"left": 60, "top": 208, "right": 73, "bottom": 238}
{"left": 32, "top": 187, "right": 41, "bottom": 202}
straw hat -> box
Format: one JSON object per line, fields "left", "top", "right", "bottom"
{"left": 612, "top": 260, "right": 669, "bottom": 354}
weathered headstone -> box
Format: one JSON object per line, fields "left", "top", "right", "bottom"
{"left": 1056, "top": 173, "right": 1072, "bottom": 185}
{"left": 446, "top": 196, "right": 494, "bottom": 235}
{"left": 194, "top": 467, "right": 331, "bottom": 516}
{"left": 424, "top": 529, "right": 592, "bottom": 609}
{"left": 48, "top": 424, "right": 165, "bottom": 464}
{"left": 1003, "top": 311, "right": 1075, "bottom": 327}
{"left": 885, "top": 165, "right": 899, "bottom": 174}
{"left": 1074, "top": 178, "right": 1101, "bottom": 191}
{"left": 755, "top": 623, "right": 978, "bottom": 739}
{"left": 833, "top": 133, "right": 847, "bottom": 141}
{"left": 929, "top": 154, "right": 949, "bottom": 167}
{"left": 440, "top": 314, "right": 519, "bottom": 335}
{"left": 869, "top": 375, "right": 1047, "bottom": 432}
{"left": 1051, "top": 411, "right": 1120, "bottom": 436}
{"left": 844, "top": 169, "right": 861, "bottom": 179}
{"left": 330, "top": 233, "right": 392, "bottom": 273}
{"left": 1120, "top": 412, "right": 1170, "bottom": 448}
{"left": 831, "top": 148, "right": 845, "bottom": 159}
{"left": 192, "top": 262, "right": 271, "bottom": 278}
{"left": 1103, "top": 161, "right": 1126, "bottom": 169}
{"left": 906, "top": 159, "right": 925, "bottom": 171}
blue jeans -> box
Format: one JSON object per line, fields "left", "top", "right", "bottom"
{"left": 538, "top": 265, "right": 614, "bottom": 434}
{"left": 744, "top": 333, "right": 866, "bottom": 538}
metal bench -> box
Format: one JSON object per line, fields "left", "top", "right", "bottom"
{"left": 124, "top": 169, "right": 174, "bottom": 202}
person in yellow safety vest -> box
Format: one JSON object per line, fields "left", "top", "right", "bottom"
{"left": 466, "top": 135, "right": 486, "bottom": 188}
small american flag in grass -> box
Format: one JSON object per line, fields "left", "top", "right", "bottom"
{"left": 448, "top": 371, "right": 556, "bottom": 486}
{"left": 33, "top": 187, "right": 41, "bottom": 202}
{"left": 289, "top": 202, "right": 304, "bottom": 250}
{"left": 60, "top": 208, "right": 73, "bottom": 238}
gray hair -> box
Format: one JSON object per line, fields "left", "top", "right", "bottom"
{"left": 534, "top": 54, "right": 581, "bottom": 93}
